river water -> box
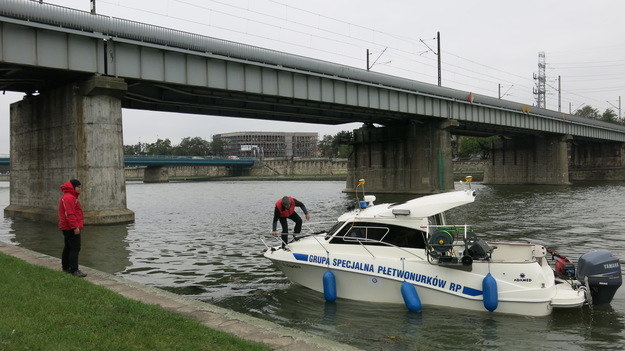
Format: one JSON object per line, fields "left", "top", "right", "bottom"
{"left": 1, "top": 180, "right": 624, "bottom": 350}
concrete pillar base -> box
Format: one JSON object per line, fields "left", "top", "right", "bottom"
{"left": 4, "top": 205, "right": 135, "bottom": 225}
{"left": 144, "top": 166, "right": 169, "bottom": 183}
{"left": 4, "top": 205, "right": 54, "bottom": 223}
{"left": 84, "top": 209, "right": 135, "bottom": 225}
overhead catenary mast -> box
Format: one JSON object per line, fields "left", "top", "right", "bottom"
{"left": 419, "top": 32, "right": 441, "bottom": 86}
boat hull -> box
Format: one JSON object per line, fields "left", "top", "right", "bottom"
{"left": 269, "top": 255, "right": 554, "bottom": 316}
{"left": 265, "top": 239, "right": 585, "bottom": 317}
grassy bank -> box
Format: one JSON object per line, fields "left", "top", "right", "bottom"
{"left": 0, "top": 253, "right": 269, "bottom": 351}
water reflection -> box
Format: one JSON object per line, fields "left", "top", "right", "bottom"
{"left": 322, "top": 301, "right": 337, "bottom": 323}
{"left": 548, "top": 305, "right": 625, "bottom": 347}
{"left": 10, "top": 217, "right": 131, "bottom": 274}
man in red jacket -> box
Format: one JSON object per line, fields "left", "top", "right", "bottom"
{"left": 58, "top": 179, "right": 86, "bottom": 277}
{"left": 271, "top": 196, "right": 311, "bottom": 249}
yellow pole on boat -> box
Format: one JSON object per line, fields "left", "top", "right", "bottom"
{"left": 358, "top": 179, "right": 366, "bottom": 199}
{"left": 460, "top": 175, "right": 473, "bottom": 189}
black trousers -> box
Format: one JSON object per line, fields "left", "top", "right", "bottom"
{"left": 279, "top": 212, "right": 303, "bottom": 246}
{"left": 61, "top": 230, "right": 81, "bottom": 272}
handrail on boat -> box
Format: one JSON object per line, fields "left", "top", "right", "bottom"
{"left": 258, "top": 220, "right": 336, "bottom": 250}
{"left": 261, "top": 228, "right": 426, "bottom": 261}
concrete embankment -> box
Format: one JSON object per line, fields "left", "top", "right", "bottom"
{"left": 9, "top": 160, "right": 625, "bottom": 183}
{"left": 0, "top": 242, "right": 360, "bottom": 351}
{"left": 122, "top": 158, "right": 486, "bottom": 182}
{"left": 453, "top": 160, "right": 486, "bottom": 181}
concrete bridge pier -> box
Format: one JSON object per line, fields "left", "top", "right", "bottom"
{"left": 346, "top": 120, "right": 456, "bottom": 194}
{"left": 569, "top": 141, "right": 625, "bottom": 181}
{"left": 144, "top": 166, "right": 169, "bottom": 183}
{"left": 483, "top": 134, "right": 570, "bottom": 185}
{"left": 4, "top": 76, "right": 135, "bottom": 225}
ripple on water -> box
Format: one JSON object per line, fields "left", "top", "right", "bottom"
{"left": 2, "top": 180, "right": 625, "bottom": 350}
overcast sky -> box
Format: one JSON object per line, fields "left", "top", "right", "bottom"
{"left": 2, "top": 0, "right": 625, "bottom": 154}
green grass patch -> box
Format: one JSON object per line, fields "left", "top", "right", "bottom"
{"left": 0, "top": 253, "right": 270, "bottom": 351}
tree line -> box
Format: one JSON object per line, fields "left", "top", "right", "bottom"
{"left": 123, "top": 137, "right": 224, "bottom": 156}
{"left": 317, "top": 131, "right": 353, "bottom": 158}
{"left": 574, "top": 105, "right": 621, "bottom": 124}
{"left": 123, "top": 132, "right": 354, "bottom": 157}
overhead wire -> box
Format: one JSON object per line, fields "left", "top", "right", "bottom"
{"left": 550, "top": 59, "right": 625, "bottom": 65}
{"left": 175, "top": 0, "right": 541, "bottom": 95}
{"left": 96, "top": 0, "right": 622, "bottom": 113}
{"left": 101, "top": 0, "right": 538, "bottom": 97}
{"left": 98, "top": 0, "right": 364, "bottom": 63}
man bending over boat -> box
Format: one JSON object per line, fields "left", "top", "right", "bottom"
{"left": 271, "top": 196, "right": 312, "bottom": 248}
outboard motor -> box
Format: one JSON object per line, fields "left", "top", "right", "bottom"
{"left": 577, "top": 250, "right": 622, "bottom": 305}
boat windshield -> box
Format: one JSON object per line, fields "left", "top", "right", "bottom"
{"left": 328, "top": 222, "right": 427, "bottom": 249}
{"left": 324, "top": 221, "right": 346, "bottom": 240}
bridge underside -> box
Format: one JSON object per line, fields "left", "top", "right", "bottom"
{"left": 0, "top": 63, "right": 416, "bottom": 127}
{"left": 122, "top": 80, "right": 406, "bottom": 126}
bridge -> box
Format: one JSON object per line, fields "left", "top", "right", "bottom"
{"left": 2, "top": 155, "right": 254, "bottom": 167}
{"left": 1, "top": 0, "right": 624, "bottom": 224}
{"left": 123, "top": 155, "right": 254, "bottom": 167}
{"left": 0, "top": 155, "right": 254, "bottom": 182}
{"left": 123, "top": 155, "right": 254, "bottom": 182}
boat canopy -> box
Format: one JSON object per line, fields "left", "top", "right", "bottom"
{"left": 348, "top": 190, "right": 476, "bottom": 220}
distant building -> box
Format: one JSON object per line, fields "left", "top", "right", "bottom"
{"left": 213, "top": 132, "right": 318, "bottom": 158}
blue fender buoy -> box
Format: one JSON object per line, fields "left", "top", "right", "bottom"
{"left": 401, "top": 281, "right": 422, "bottom": 312}
{"left": 482, "top": 273, "right": 498, "bottom": 312}
{"left": 322, "top": 270, "right": 337, "bottom": 302}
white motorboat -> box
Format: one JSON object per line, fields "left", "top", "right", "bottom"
{"left": 262, "top": 181, "right": 622, "bottom": 316}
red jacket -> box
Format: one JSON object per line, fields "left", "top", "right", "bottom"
{"left": 275, "top": 196, "right": 296, "bottom": 217}
{"left": 58, "top": 181, "right": 84, "bottom": 230}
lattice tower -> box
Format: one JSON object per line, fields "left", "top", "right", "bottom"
{"left": 533, "top": 52, "right": 546, "bottom": 108}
